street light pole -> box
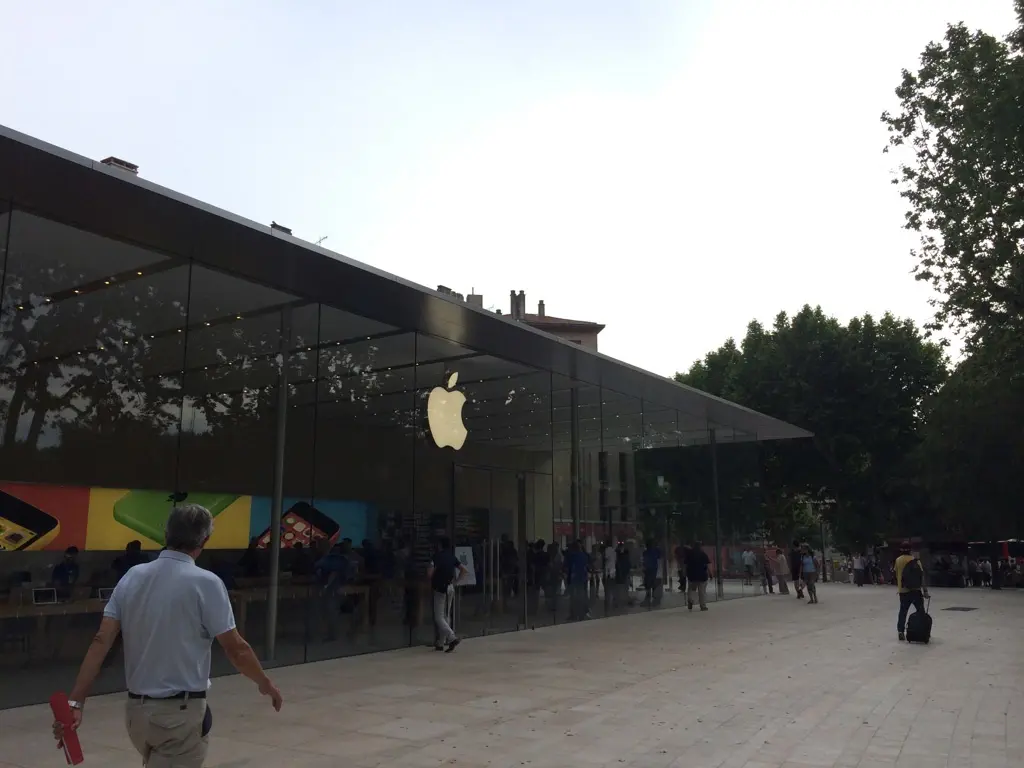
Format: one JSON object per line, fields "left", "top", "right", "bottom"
{"left": 710, "top": 429, "right": 723, "bottom": 599}
{"left": 819, "top": 515, "right": 828, "bottom": 583}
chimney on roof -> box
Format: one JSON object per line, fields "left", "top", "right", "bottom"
{"left": 538, "top": 300, "right": 545, "bottom": 317}
{"left": 517, "top": 290, "right": 526, "bottom": 319}
{"left": 466, "top": 289, "right": 484, "bottom": 309}
{"left": 509, "top": 290, "right": 519, "bottom": 319}
{"left": 270, "top": 221, "right": 292, "bottom": 235}
{"left": 100, "top": 156, "right": 138, "bottom": 175}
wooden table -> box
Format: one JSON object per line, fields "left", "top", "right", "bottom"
{"left": 0, "top": 599, "right": 108, "bottom": 621}
{"left": 0, "top": 599, "right": 108, "bottom": 661}
{"left": 229, "top": 584, "right": 370, "bottom": 635}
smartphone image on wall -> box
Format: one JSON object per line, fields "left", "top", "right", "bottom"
{"left": 256, "top": 502, "right": 340, "bottom": 549}
{"left": 112, "top": 491, "right": 238, "bottom": 546}
{"left": 0, "top": 490, "right": 61, "bottom": 551}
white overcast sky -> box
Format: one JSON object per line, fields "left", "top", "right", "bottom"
{"left": 2, "top": 1, "right": 1017, "bottom": 376}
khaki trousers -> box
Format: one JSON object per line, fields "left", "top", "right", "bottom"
{"left": 687, "top": 580, "right": 708, "bottom": 609}
{"left": 126, "top": 697, "right": 208, "bottom": 767}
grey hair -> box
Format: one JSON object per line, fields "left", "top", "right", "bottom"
{"left": 165, "top": 504, "right": 214, "bottom": 551}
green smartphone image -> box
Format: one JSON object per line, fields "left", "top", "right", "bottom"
{"left": 112, "top": 490, "right": 239, "bottom": 545}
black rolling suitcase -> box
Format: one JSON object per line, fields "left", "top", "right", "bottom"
{"left": 905, "top": 597, "right": 932, "bottom": 644}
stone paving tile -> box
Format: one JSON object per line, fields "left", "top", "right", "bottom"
{"left": 1, "top": 585, "right": 1021, "bottom": 767}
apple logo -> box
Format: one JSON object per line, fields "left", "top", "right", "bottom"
{"left": 427, "top": 371, "right": 468, "bottom": 450}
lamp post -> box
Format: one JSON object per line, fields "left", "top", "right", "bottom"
{"left": 820, "top": 516, "right": 828, "bottom": 583}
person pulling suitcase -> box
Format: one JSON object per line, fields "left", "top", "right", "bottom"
{"left": 894, "top": 541, "right": 930, "bottom": 642}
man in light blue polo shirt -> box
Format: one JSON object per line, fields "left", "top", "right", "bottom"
{"left": 54, "top": 504, "right": 283, "bottom": 767}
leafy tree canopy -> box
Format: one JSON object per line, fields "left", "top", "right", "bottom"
{"left": 677, "top": 306, "right": 946, "bottom": 550}
{"left": 881, "top": 0, "right": 1024, "bottom": 345}
{"left": 881, "top": 1, "right": 1024, "bottom": 545}
{"left": 916, "top": 329, "right": 1024, "bottom": 541}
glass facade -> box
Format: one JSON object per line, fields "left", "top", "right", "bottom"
{"left": 0, "top": 140, "right": 803, "bottom": 709}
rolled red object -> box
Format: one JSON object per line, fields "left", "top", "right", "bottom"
{"left": 49, "top": 692, "right": 84, "bottom": 765}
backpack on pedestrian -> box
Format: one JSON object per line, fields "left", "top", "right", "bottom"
{"left": 902, "top": 558, "right": 924, "bottom": 591}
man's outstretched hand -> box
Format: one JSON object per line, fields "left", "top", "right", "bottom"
{"left": 259, "top": 679, "right": 283, "bottom": 711}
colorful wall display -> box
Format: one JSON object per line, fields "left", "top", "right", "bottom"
{"left": 0, "top": 482, "right": 375, "bottom": 552}
{"left": 249, "top": 497, "right": 376, "bottom": 550}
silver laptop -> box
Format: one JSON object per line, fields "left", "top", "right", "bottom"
{"left": 32, "top": 587, "right": 57, "bottom": 605}
{"left": 98, "top": 587, "right": 115, "bottom": 600}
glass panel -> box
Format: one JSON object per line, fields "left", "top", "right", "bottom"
{"left": 414, "top": 335, "right": 551, "bottom": 643}
{"left": 524, "top": 470, "right": 553, "bottom": 628}
{"left": 549, "top": 375, "right": 574, "bottom": 624}
{"left": 304, "top": 308, "right": 414, "bottom": 662}
{"left": 0, "top": 198, "right": 10, "bottom": 316}
{"left": 263, "top": 303, "right": 320, "bottom": 668}
{"left": 177, "top": 267, "right": 307, "bottom": 663}
{"left": 0, "top": 211, "right": 188, "bottom": 489}
{"left": 635, "top": 430, "right": 704, "bottom": 613}
{"left": 598, "top": 387, "right": 643, "bottom": 617}
{"left": 0, "top": 210, "right": 188, "bottom": 706}
{"left": 642, "top": 402, "right": 680, "bottom": 449}
{"left": 716, "top": 435, "right": 765, "bottom": 601}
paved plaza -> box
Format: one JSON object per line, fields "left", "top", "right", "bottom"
{"left": 0, "top": 584, "right": 1020, "bottom": 768}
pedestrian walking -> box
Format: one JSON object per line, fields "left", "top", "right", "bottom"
{"left": 566, "top": 540, "right": 591, "bottom": 619}
{"left": 641, "top": 540, "right": 661, "bottom": 607}
{"left": 762, "top": 553, "right": 775, "bottom": 594}
{"left": 894, "top": 541, "right": 930, "bottom": 641}
{"left": 789, "top": 540, "right": 804, "bottom": 599}
{"left": 603, "top": 539, "right": 617, "bottom": 609}
{"left": 800, "top": 543, "right": 819, "bottom": 604}
{"left": 674, "top": 543, "right": 688, "bottom": 594}
{"left": 852, "top": 553, "right": 866, "bottom": 586}
{"left": 685, "top": 540, "right": 712, "bottom": 611}
{"left": 429, "top": 537, "right": 466, "bottom": 652}
{"left": 774, "top": 548, "right": 790, "bottom": 595}
{"left": 742, "top": 549, "right": 756, "bottom": 586}
{"left": 53, "top": 504, "right": 282, "bottom": 768}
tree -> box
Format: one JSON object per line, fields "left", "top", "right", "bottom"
{"left": 881, "top": 1, "right": 1024, "bottom": 345}
{"left": 917, "top": 330, "right": 1024, "bottom": 541}
{"left": 881, "top": 1, "right": 1024, "bottom": 544}
{"left": 677, "top": 306, "right": 947, "bottom": 549}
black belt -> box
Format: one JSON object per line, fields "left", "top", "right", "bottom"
{"left": 128, "top": 690, "right": 206, "bottom": 700}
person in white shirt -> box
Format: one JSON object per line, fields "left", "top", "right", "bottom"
{"left": 603, "top": 540, "right": 616, "bottom": 607}
{"left": 742, "top": 549, "right": 756, "bottom": 585}
{"left": 55, "top": 504, "right": 282, "bottom": 767}
{"left": 852, "top": 554, "right": 866, "bottom": 587}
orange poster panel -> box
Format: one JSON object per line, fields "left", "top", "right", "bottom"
{"left": 0, "top": 482, "right": 90, "bottom": 551}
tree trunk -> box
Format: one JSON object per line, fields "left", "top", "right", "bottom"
{"left": 1, "top": 379, "right": 27, "bottom": 447}
{"left": 24, "top": 392, "right": 48, "bottom": 451}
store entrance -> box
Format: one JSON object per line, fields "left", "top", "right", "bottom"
{"left": 451, "top": 464, "right": 530, "bottom": 637}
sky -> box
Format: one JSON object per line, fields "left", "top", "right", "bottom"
{"left": 2, "top": 1, "right": 1018, "bottom": 377}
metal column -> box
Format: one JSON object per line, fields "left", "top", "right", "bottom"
{"left": 710, "top": 428, "right": 723, "bottom": 599}
{"left": 569, "top": 387, "right": 580, "bottom": 540}
{"left": 820, "top": 516, "right": 828, "bottom": 583}
{"left": 265, "top": 306, "right": 292, "bottom": 661}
